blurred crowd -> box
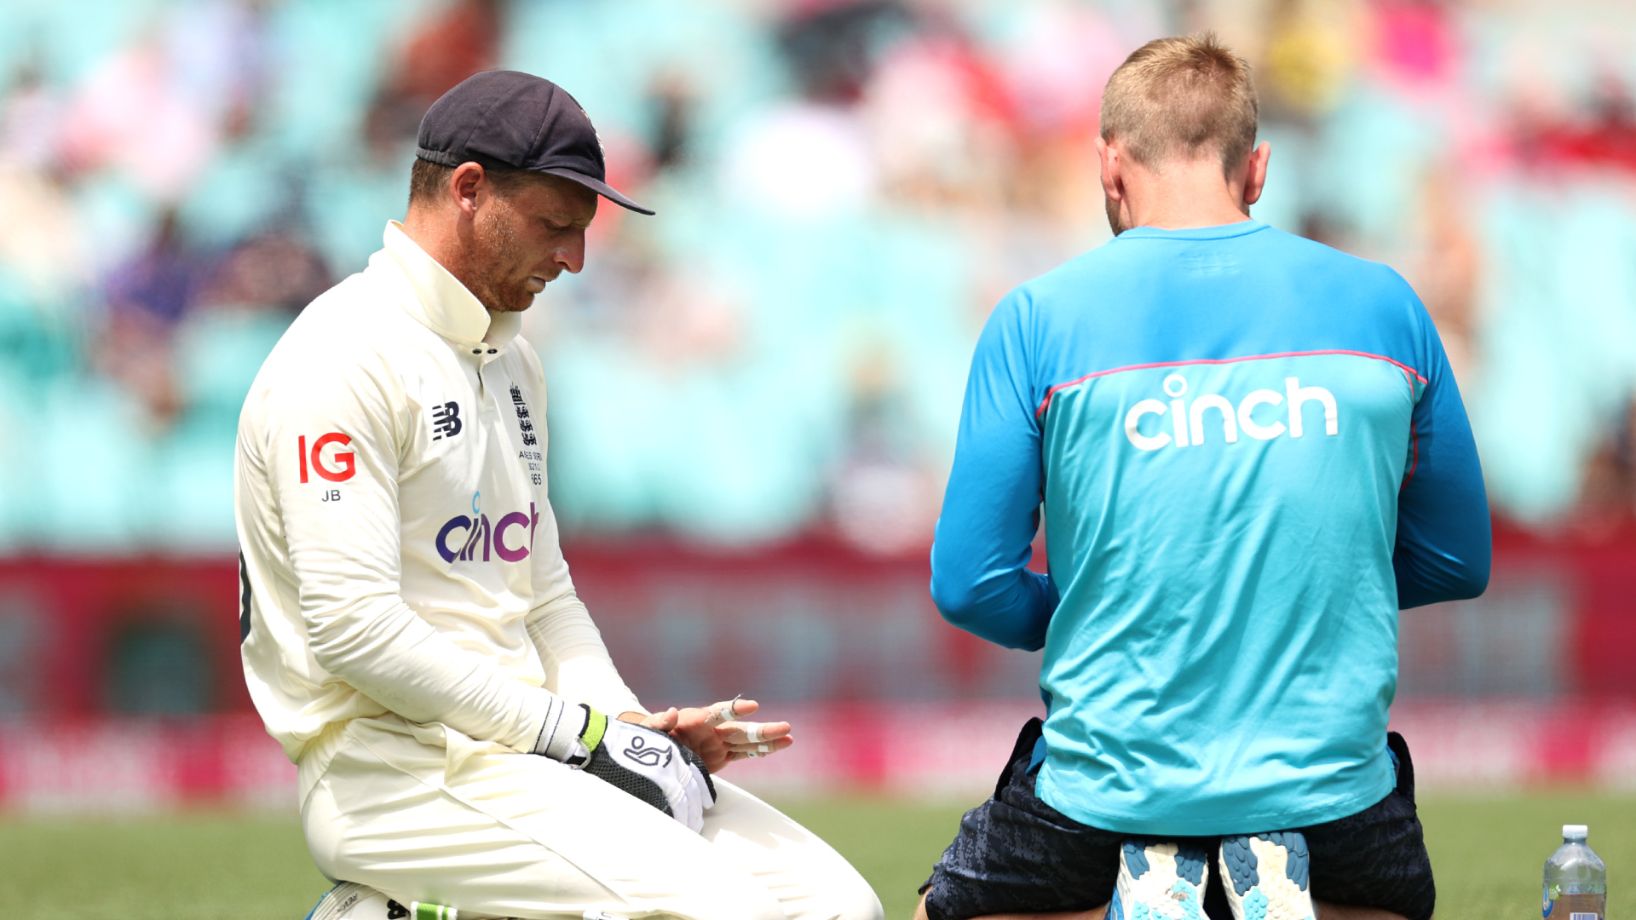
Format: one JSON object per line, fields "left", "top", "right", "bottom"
{"left": 0, "top": 0, "right": 1633, "bottom": 554}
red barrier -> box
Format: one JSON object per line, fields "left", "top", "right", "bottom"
{"left": 2, "top": 700, "right": 1634, "bottom": 812}
{"left": 0, "top": 521, "right": 1630, "bottom": 721}
{"left": 2, "top": 521, "right": 1631, "bottom": 809}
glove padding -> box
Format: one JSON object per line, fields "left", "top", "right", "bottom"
{"left": 569, "top": 704, "right": 717, "bottom": 833}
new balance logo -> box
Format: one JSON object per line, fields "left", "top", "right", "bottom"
{"left": 1124, "top": 374, "right": 1339, "bottom": 452}
{"left": 431, "top": 401, "right": 462, "bottom": 441}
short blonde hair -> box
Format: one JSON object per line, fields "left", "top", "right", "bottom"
{"left": 1100, "top": 33, "right": 1258, "bottom": 174}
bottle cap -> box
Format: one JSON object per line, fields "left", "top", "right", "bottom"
{"left": 1563, "top": 824, "right": 1588, "bottom": 839}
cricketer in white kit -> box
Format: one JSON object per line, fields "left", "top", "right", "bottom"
{"left": 234, "top": 70, "right": 883, "bottom": 920}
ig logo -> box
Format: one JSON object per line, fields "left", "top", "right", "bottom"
{"left": 298, "top": 432, "right": 356, "bottom": 485}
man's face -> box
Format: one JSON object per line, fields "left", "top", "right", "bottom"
{"left": 465, "top": 174, "right": 598, "bottom": 313}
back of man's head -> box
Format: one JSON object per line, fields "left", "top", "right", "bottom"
{"left": 1100, "top": 33, "right": 1258, "bottom": 176}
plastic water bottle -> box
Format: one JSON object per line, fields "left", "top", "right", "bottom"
{"left": 1543, "top": 823, "right": 1606, "bottom": 919}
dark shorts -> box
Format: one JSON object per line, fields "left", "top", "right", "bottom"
{"left": 920, "top": 719, "right": 1435, "bottom": 920}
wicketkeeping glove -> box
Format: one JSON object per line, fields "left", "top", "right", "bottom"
{"left": 563, "top": 704, "right": 717, "bottom": 833}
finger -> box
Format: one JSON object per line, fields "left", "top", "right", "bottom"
{"left": 705, "top": 698, "right": 736, "bottom": 725}
{"left": 640, "top": 708, "right": 679, "bottom": 731}
{"left": 726, "top": 739, "right": 792, "bottom": 762}
{"left": 691, "top": 736, "right": 730, "bottom": 766}
{"left": 707, "top": 697, "right": 759, "bottom": 725}
{"left": 725, "top": 737, "right": 794, "bottom": 757}
{"left": 669, "top": 725, "right": 719, "bottom": 754}
{"left": 725, "top": 739, "right": 792, "bottom": 753}
{"left": 676, "top": 735, "right": 731, "bottom": 779}
{"left": 715, "top": 720, "right": 791, "bottom": 744}
{"left": 673, "top": 726, "right": 723, "bottom": 750}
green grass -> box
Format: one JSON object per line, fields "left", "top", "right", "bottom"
{"left": 2, "top": 790, "right": 1630, "bottom": 918}
{"left": 1415, "top": 790, "right": 1633, "bottom": 918}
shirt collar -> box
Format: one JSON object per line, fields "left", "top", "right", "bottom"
{"left": 372, "top": 221, "right": 522, "bottom": 348}
{"left": 1116, "top": 220, "right": 1267, "bottom": 241}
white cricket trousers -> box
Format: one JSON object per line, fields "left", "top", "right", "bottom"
{"left": 299, "top": 715, "right": 885, "bottom": 920}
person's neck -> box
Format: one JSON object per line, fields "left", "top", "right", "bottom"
{"left": 1123, "top": 159, "right": 1250, "bottom": 230}
{"left": 401, "top": 209, "right": 454, "bottom": 265}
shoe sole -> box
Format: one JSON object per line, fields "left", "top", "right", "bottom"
{"left": 1112, "top": 839, "right": 1210, "bottom": 920}
{"left": 304, "top": 882, "right": 378, "bottom": 920}
{"left": 305, "top": 881, "right": 463, "bottom": 920}
{"left": 1218, "top": 832, "right": 1315, "bottom": 920}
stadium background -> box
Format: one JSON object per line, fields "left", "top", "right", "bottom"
{"left": 0, "top": 0, "right": 1633, "bottom": 916}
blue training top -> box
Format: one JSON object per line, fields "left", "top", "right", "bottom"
{"left": 930, "top": 220, "right": 1490, "bottom": 836}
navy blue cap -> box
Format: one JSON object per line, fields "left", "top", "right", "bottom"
{"left": 416, "top": 70, "right": 654, "bottom": 215}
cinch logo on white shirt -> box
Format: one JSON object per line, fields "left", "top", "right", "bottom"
{"left": 1123, "top": 373, "right": 1339, "bottom": 452}
{"left": 436, "top": 491, "right": 540, "bottom": 563}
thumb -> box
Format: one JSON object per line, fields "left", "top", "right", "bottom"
{"left": 643, "top": 707, "right": 680, "bottom": 732}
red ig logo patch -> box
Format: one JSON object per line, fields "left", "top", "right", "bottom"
{"left": 298, "top": 433, "right": 356, "bottom": 483}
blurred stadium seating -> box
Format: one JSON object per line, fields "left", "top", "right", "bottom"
{"left": 0, "top": 0, "right": 1633, "bottom": 808}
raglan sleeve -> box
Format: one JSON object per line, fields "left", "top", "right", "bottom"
{"left": 929, "top": 288, "right": 1058, "bottom": 650}
{"left": 262, "top": 350, "right": 583, "bottom": 756}
{"left": 1393, "top": 289, "right": 1491, "bottom": 608}
{"left": 517, "top": 349, "right": 645, "bottom": 717}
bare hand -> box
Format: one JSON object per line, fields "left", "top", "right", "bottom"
{"left": 662, "top": 698, "right": 793, "bottom": 773}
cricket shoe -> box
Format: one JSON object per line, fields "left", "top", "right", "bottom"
{"left": 303, "top": 881, "right": 460, "bottom": 920}
{"left": 1108, "top": 839, "right": 1210, "bottom": 920}
{"left": 1217, "top": 832, "right": 1315, "bottom": 920}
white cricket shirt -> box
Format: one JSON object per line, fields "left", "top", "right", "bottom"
{"left": 235, "top": 222, "right": 641, "bottom": 774}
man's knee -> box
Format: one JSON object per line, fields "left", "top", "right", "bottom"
{"left": 826, "top": 876, "right": 885, "bottom": 920}
{"left": 791, "top": 862, "right": 882, "bottom": 920}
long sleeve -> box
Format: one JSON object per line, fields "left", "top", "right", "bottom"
{"left": 1393, "top": 304, "right": 1491, "bottom": 608}
{"left": 526, "top": 589, "right": 644, "bottom": 717}
{"left": 929, "top": 290, "right": 1058, "bottom": 650}
{"left": 259, "top": 356, "right": 573, "bottom": 753}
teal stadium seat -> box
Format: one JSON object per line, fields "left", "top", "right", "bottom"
{"left": 147, "top": 413, "right": 238, "bottom": 551}
{"left": 30, "top": 379, "right": 154, "bottom": 550}
{"left": 172, "top": 306, "right": 291, "bottom": 426}
{"left": 0, "top": 273, "right": 82, "bottom": 550}
{"left": 178, "top": 135, "right": 297, "bottom": 250}
{"left": 1473, "top": 186, "right": 1636, "bottom": 523}
{"left": 303, "top": 156, "right": 417, "bottom": 275}
{"left": 259, "top": 0, "right": 438, "bottom": 164}
{"left": 15, "top": 0, "right": 164, "bottom": 85}
{"left": 502, "top": 0, "right": 781, "bottom": 146}
{"left": 0, "top": 372, "right": 32, "bottom": 551}
{"left": 160, "top": 307, "right": 290, "bottom": 548}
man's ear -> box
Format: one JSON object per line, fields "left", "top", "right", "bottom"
{"left": 1242, "top": 141, "right": 1271, "bottom": 207}
{"left": 1096, "top": 136, "right": 1124, "bottom": 203}
{"left": 450, "top": 162, "right": 487, "bottom": 218}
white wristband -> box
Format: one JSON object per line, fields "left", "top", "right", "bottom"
{"left": 532, "top": 694, "right": 589, "bottom": 761}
